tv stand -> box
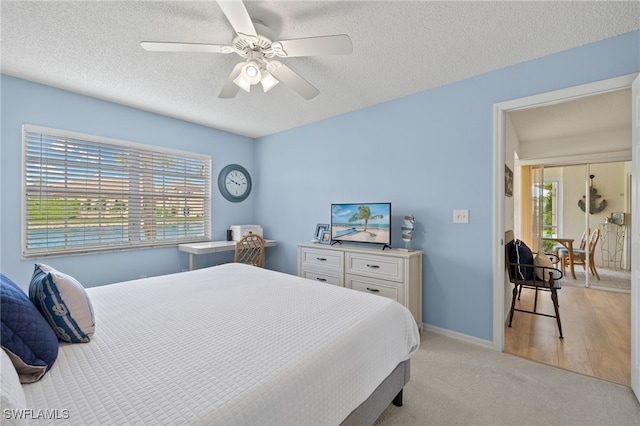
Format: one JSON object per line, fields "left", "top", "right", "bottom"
{"left": 297, "top": 243, "right": 423, "bottom": 330}
{"left": 330, "top": 240, "right": 342, "bottom": 246}
{"left": 382, "top": 244, "right": 391, "bottom": 251}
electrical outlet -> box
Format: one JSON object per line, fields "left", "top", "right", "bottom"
{"left": 453, "top": 209, "right": 469, "bottom": 224}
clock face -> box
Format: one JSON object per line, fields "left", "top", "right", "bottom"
{"left": 218, "top": 164, "right": 252, "bottom": 202}
{"left": 225, "top": 170, "right": 248, "bottom": 196}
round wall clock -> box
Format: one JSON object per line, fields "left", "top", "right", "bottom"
{"left": 218, "top": 164, "right": 252, "bottom": 202}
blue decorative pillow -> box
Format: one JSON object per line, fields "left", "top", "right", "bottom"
{"left": 0, "top": 273, "right": 59, "bottom": 383}
{"left": 29, "top": 264, "right": 95, "bottom": 344}
{"left": 508, "top": 239, "right": 535, "bottom": 280}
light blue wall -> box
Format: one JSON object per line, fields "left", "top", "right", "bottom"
{"left": 1, "top": 75, "right": 255, "bottom": 288}
{"left": 255, "top": 31, "right": 640, "bottom": 341}
{"left": 1, "top": 31, "right": 638, "bottom": 342}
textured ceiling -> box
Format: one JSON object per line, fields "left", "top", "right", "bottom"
{"left": 1, "top": 1, "right": 639, "bottom": 138}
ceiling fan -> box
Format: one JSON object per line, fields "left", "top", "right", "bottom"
{"left": 140, "top": 0, "right": 353, "bottom": 100}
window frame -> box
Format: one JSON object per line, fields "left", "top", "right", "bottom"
{"left": 542, "top": 177, "right": 562, "bottom": 238}
{"left": 22, "top": 124, "right": 211, "bottom": 259}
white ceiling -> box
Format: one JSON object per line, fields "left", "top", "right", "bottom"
{"left": 1, "top": 1, "right": 639, "bottom": 139}
{"left": 508, "top": 89, "right": 632, "bottom": 144}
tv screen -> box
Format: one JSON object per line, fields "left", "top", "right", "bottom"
{"left": 331, "top": 203, "right": 391, "bottom": 247}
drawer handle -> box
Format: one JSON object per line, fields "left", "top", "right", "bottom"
{"left": 366, "top": 287, "right": 380, "bottom": 292}
{"left": 366, "top": 264, "right": 380, "bottom": 269}
{"left": 316, "top": 278, "right": 327, "bottom": 282}
{"left": 317, "top": 257, "right": 327, "bottom": 261}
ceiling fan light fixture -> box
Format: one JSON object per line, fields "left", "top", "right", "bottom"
{"left": 241, "top": 61, "right": 261, "bottom": 84}
{"left": 233, "top": 74, "right": 252, "bottom": 92}
{"left": 260, "top": 70, "right": 279, "bottom": 93}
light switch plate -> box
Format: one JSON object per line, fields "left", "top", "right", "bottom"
{"left": 453, "top": 209, "right": 469, "bottom": 224}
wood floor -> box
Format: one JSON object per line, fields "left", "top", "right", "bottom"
{"left": 504, "top": 267, "right": 631, "bottom": 386}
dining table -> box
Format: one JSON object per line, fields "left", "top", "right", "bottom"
{"left": 542, "top": 237, "right": 576, "bottom": 279}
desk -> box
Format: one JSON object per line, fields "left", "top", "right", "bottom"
{"left": 542, "top": 237, "right": 575, "bottom": 279}
{"left": 179, "top": 240, "right": 277, "bottom": 270}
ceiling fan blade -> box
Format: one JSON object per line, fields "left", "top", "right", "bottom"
{"left": 271, "top": 35, "right": 352, "bottom": 58}
{"left": 216, "top": 0, "right": 257, "bottom": 38}
{"left": 267, "top": 61, "right": 319, "bottom": 100}
{"left": 218, "top": 63, "right": 244, "bottom": 99}
{"left": 140, "top": 41, "right": 229, "bottom": 53}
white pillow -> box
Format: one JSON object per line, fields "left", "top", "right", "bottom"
{"left": 1, "top": 348, "right": 27, "bottom": 412}
{"left": 29, "top": 264, "right": 95, "bottom": 343}
{"left": 534, "top": 253, "right": 555, "bottom": 282}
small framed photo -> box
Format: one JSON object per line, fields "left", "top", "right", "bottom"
{"left": 611, "top": 212, "right": 625, "bottom": 225}
{"left": 314, "top": 223, "right": 329, "bottom": 240}
{"left": 505, "top": 165, "right": 513, "bottom": 197}
{"left": 319, "top": 231, "right": 332, "bottom": 244}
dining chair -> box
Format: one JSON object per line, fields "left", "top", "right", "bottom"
{"left": 562, "top": 228, "right": 600, "bottom": 280}
{"left": 234, "top": 234, "right": 266, "bottom": 267}
{"left": 554, "top": 228, "right": 588, "bottom": 274}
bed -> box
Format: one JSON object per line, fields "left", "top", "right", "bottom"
{"left": 1, "top": 263, "right": 420, "bottom": 425}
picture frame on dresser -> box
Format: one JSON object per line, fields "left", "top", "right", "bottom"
{"left": 320, "top": 231, "right": 332, "bottom": 244}
{"left": 315, "top": 223, "right": 329, "bottom": 240}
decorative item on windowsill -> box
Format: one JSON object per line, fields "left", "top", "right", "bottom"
{"left": 578, "top": 174, "right": 607, "bottom": 214}
{"left": 399, "top": 215, "right": 415, "bottom": 252}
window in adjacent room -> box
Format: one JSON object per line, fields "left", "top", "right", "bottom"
{"left": 541, "top": 178, "right": 561, "bottom": 252}
{"left": 22, "top": 125, "right": 211, "bottom": 258}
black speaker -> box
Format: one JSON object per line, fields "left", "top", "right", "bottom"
{"left": 226, "top": 229, "right": 233, "bottom": 241}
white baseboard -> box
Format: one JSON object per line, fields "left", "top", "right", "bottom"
{"left": 423, "top": 323, "right": 494, "bottom": 350}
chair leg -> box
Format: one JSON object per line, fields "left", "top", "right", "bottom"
{"left": 590, "top": 258, "right": 600, "bottom": 280}
{"left": 550, "top": 287, "right": 563, "bottom": 339}
{"left": 517, "top": 284, "right": 523, "bottom": 300}
{"left": 508, "top": 285, "right": 518, "bottom": 327}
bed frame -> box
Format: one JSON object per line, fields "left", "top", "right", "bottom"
{"left": 341, "top": 359, "right": 410, "bottom": 425}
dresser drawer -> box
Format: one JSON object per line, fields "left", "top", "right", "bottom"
{"left": 346, "top": 274, "right": 401, "bottom": 302}
{"left": 346, "top": 253, "right": 404, "bottom": 282}
{"left": 302, "top": 270, "right": 343, "bottom": 287}
{"left": 301, "top": 247, "right": 343, "bottom": 270}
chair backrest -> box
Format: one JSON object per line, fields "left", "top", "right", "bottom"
{"left": 578, "top": 228, "right": 590, "bottom": 250}
{"left": 587, "top": 228, "right": 600, "bottom": 256}
{"left": 234, "top": 234, "right": 265, "bottom": 267}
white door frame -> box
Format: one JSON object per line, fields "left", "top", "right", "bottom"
{"left": 492, "top": 73, "right": 638, "bottom": 352}
{"left": 630, "top": 74, "right": 639, "bottom": 399}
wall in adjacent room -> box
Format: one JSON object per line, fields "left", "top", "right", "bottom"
{"left": 0, "top": 75, "right": 255, "bottom": 288}
{"left": 548, "top": 162, "right": 631, "bottom": 269}
{"left": 254, "top": 31, "right": 640, "bottom": 342}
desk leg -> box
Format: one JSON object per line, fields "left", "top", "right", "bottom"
{"left": 189, "top": 254, "right": 197, "bottom": 271}
{"left": 567, "top": 241, "right": 576, "bottom": 279}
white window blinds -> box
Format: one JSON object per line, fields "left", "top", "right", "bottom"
{"left": 23, "top": 125, "right": 211, "bottom": 258}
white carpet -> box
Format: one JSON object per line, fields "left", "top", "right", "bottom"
{"left": 376, "top": 331, "right": 640, "bottom": 425}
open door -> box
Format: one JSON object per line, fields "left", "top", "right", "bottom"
{"left": 631, "top": 74, "right": 639, "bottom": 402}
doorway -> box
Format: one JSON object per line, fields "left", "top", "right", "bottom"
{"left": 491, "top": 74, "right": 638, "bottom": 396}
{"left": 506, "top": 161, "right": 632, "bottom": 385}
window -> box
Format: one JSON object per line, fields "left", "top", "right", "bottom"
{"left": 23, "top": 125, "right": 211, "bottom": 258}
{"left": 541, "top": 178, "right": 561, "bottom": 252}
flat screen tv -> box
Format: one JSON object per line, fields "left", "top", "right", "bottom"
{"left": 331, "top": 203, "right": 391, "bottom": 249}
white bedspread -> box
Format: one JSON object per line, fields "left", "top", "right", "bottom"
{"left": 22, "top": 263, "right": 420, "bottom": 425}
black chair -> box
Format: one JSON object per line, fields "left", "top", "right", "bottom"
{"left": 505, "top": 231, "right": 564, "bottom": 339}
